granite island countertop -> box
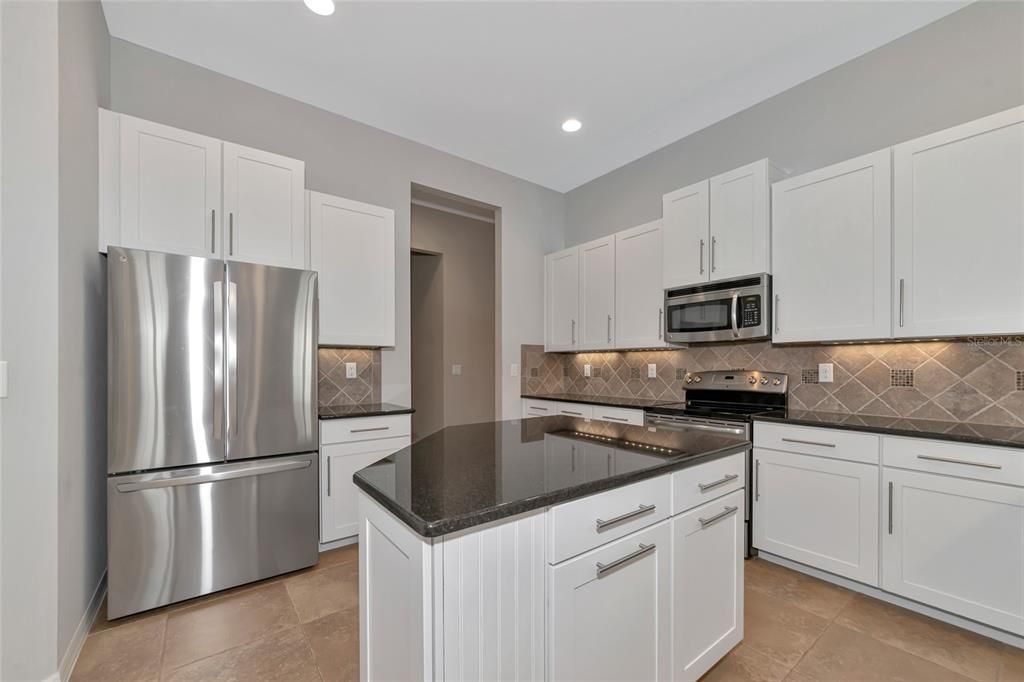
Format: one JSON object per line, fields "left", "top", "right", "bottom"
{"left": 522, "top": 393, "right": 676, "bottom": 409}
{"left": 352, "top": 416, "right": 749, "bottom": 537}
{"left": 754, "top": 410, "right": 1024, "bottom": 450}
{"left": 319, "top": 402, "right": 414, "bottom": 420}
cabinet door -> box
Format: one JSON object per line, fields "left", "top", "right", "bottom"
{"left": 321, "top": 436, "right": 410, "bottom": 543}
{"left": 579, "top": 236, "right": 616, "bottom": 350}
{"left": 616, "top": 220, "right": 667, "bottom": 348}
{"left": 119, "top": 114, "right": 222, "bottom": 257}
{"left": 309, "top": 191, "right": 396, "bottom": 347}
{"left": 772, "top": 150, "right": 892, "bottom": 342}
{"left": 662, "top": 180, "right": 709, "bottom": 288}
{"left": 709, "top": 159, "right": 771, "bottom": 280}
{"left": 673, "top": 490, "right": 744, "bottom": 682}
{"left": 546, "top": 248, "right": 580, "bottom": 351}
{"left": 549, "top": 522, "right": 672, "bottom": 682}
{"left": 882, "top": 468, "right": 1024, "bottom": 635}
{"left": 223, "top": 143, "right": 306, "bottom": 269}
{"left": 753, "top": 448, "right": 879, "bottom": 585}
{"left": 894, "top": 106, "right": 1024, "bottom": 338}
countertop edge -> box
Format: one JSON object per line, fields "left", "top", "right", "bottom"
{"left": 753, "top": 414, "right": 1024, "bottom": 451}
{"left": 352, "top": 441, "right": 751, "bottom": 539}
{"left": 318, "top": 406, "right": 415, "bottom": 420}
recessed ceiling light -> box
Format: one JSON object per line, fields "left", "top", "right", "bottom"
{"left": 304, "top": 0, "right": 335, "bottom": 16}
{"left": 561, "top": 118, "right": 582, "bottom": 133}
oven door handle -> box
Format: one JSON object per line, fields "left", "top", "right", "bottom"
{"left": 731, "top": 292, "right": 740, "bottom": 338}
{"left": 646, "top": 417, "right": 747, "bottom": 437}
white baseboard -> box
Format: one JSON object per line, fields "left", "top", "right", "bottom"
{"left": 319, "top": 536, "right": 357, "bottom": 552}
{"left": 57, "top": 571, "right": 107, "bottom": 682}
{"left": 757, "top": 552, "right": 1024, "bottom": 650}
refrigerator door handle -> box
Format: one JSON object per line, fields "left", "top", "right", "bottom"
{"left": 213, "top": 280, "right": 224, "bottom": 441}
{"left": 227, "top": 280, "right": 239, "bottom": 437}
{"left": 115, "top": 459, "right": 311, "bottom": 493}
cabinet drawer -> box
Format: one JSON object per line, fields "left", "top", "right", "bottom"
{"left": 754, "top": 422, "right": 879, "bottom": 464}
{"left": 592, "top": 405, "right": 644, "bottom": 426}
{"left": 320, "top": 415, "right": 411, "bottom": 445}
{"left": 672, "top": 452, "right": 746, "bottom": 515}
{"left": 883, "top": 436, "right": 1023, "bottom": 487}
{"left": 549, "top": 474, "right": 671, "bottom": 564}
{"left": 557, "top": 403, "right": 593, "bottom": 419}
{"left": 523, "top": 399, "right": 561, "bottom": 418}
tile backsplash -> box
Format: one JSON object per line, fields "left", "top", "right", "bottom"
{"left": 318, "top": 348, "right": 382, "bottom": 408}
{"left": 521, "top": 339, "right": 1024, "bottom": 427}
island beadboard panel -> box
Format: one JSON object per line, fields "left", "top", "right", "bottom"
{"left": 521, "top": 339, "right": 1024, "bottom": 427}
{"left": 318, "top": 348, "right": 382, "bottom": 408}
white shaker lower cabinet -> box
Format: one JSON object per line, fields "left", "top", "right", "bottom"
{"left": 672, "top": 489, "right": 745, "bottom": 682}
{"left": 753, "top": 448, "right": 880, "bottom": 585}
{"left": 308, "top": 191, "right": 396, "bottom": 347}
{"left": 549, "top": 521, "right": 672, "bottom": 682}
{"left": 882, "top": 468, "right": 1024, "bottom": 635}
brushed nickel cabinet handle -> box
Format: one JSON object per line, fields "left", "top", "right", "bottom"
{"left": 755, "top": 459, "right": 761, "bottom": 501}
{"left": 658, "top": 308, "right": 663, "bottom": 340}
{"left": 229, "top": 212, "right": 235, "bottom": 256}
{"left": 711, "top": 236, "right": 717, "bottom": 272}
{"left": 699, "top": 238, "right": 705, "bottom": 274}
{"left": 327, "top": 457, "right": 331, "bottom": 496}
{"left": 698, "top": 473, "right": 739, "bottom": 492}
{"left": 601, "top": 415, "right": 629, "bottom": 423}
{"left": 916, "top": 454, "right": 1001, "bottom": 470}
{"left": 596, "top": 543, "right": 655, "bottom": 578}
{"left": 775, "top": 294, "right": 780, "bottom": 333}
{"left": 888, "top": 480, "right": 893, "bottom": 535}
{"left": 211, "top": 209, "right": 217, "bottom": 253}
{"left": 781, "top": 437, "right": 836, "bottom": 448}
{"left": 595, "top": 503, "right": 656, "bottom": 531}
{"left": 351, "top": 426, "right": 390, "bottom": 434}
{"left": 699, "top": 505, "right": 739, "bottom": 529}
{"left": 899, "top": 278, "right": 905, "bottom": 328}
{"left": 571, "top": 319, "right": 576, "bottom": 345}
{"left": 607, "top": 314, "right": 612, "bottom": 343}
{"left": 562, "top": 410, "right": 583, "bottom": 416}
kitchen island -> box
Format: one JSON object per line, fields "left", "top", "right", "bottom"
{"left": 354, "top": 416, "right": 750, "bottom": 682}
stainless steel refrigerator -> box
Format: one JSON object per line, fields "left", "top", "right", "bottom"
{"left": 106, "top": 246, "right": 319, "bottom": 619}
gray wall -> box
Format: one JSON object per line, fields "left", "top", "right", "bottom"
{"left": 411, "top": 253, "right": 444, "bottom": 438}
{"left": 109, "top": 39, "right": 566, "bottom": 418}
{"left": 564, "top": 1, "right": 1024, "bottom": 244}
{"left": 411, "top": 204, "right": 497, "bottom": 432}
{"left": 57, "top": 0, "right": 110, "bottom": 664}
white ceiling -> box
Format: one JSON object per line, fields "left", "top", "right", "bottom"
{"left": 102, "top": 1, "right": 969, "bottom": 192}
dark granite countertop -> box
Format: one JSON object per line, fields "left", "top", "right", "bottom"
{"left": 353, "top": 416, "right": 749, "bottom": 537}
{"left": 319, "top": 403, "right": 414, "bottom": 420}
{"left": 754, "top": 410, "right": 1024, "bottom": 450}
{"left": 522, "top": 393, "right": 675, "bottom": 410}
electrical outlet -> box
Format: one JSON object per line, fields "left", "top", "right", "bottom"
{"left": 510, "top": 363, "right": 519, "bottom": 377}
{"left": 818, "top": 362, "right": 834, "bottom": 383}
{"left": 584, "top": 364, "right": 592, "bottom": 377}
{"left": 345, "top": 362, "right": 357, "bottom": 379}
{"left": 647, "top": 363, "right": 657, "bottom": 379}
{"left": 452, "top": 364, "right": 462, "bottom": 376}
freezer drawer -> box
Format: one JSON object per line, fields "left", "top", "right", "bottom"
{"left": 107, "top": 453, "right": 318, "bottom": 618}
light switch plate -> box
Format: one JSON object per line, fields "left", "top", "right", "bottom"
{"left": 0, "top": 361, "right": 7, "bottom": 398}
{"left": 345, "top": 362, "right": 357, "bottom": 379}
{"left": 647, "top": 363, "right": 657, "bottom": 379}
{"left": 818, "top": 362, "right": 834, "bottom": 383}
{"left": 584, "top": 364, "right": 592, "bottom": 377}
{"left": 510, "top": 363, "right": 519, "bottom": 377}
{"left": 452, "top": 364, "right": 462, "bottom": 376}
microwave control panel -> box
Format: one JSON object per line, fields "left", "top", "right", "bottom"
{"left": 740, "top": 295, "right": 761, "bottom": 328}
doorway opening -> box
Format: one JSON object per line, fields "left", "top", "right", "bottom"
{"left": 410, "top": 185, "right": 498, "bottom": 440}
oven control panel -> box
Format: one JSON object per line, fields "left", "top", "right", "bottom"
{"left": 683, "top": 370, "right": 788, "bottom": 393}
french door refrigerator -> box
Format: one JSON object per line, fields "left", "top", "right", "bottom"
{"left": 106, "top": 247, "right": 319, "bottom": 618}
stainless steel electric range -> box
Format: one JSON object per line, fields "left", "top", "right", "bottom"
{"left": 645, "top": 369, "right": 789, "bottom": 558}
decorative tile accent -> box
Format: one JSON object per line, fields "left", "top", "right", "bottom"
{"left": 318, "top": 348, "right": 381, "bottom": 408}
{"left": 520, "top": 339, "right": 1024, "bottom": 427}
{"left": 890, "top": 369, "right": 915, "bottom": 387}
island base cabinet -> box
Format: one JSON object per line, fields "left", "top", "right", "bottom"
{"left": 549, "top": 521, "right": 672, "bottom": 682}
{"left": 752, "top": 449, "right": 879, "bottom": 585}
{"left": 672, "top": 490, "right": 744, "bottom": 682}
{"left": 882, "top": 469, "right": 1024, "bottom": 635}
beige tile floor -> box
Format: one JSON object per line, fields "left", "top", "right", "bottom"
{"left": 73, "top": 549, "right": 1024, "bottom": 682}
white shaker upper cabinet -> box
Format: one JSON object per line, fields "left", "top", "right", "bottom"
{"left": 223, "top": 143, "right": 306, "bottom": 269}
{"left": 116, "top": 113, "right": 223, "bottom": 257}
{"left": 893, "top": 105, "right": 1024, "bottom": 338}
{"left": 616, "top": 220, "right": 668, "bottom": 349}
{"left": 308, "top": 191, "right": 396, "bottom": 347}
{"left": 662, "top": 180, "right": 709, "bottom": 289}
{"left": 772, "top": 150, "right": 892, "bottom": 343}
{"left": 579, "top": 236, "right": 617, "bottom": 350}
{"left": 546, "top": 247, "right": 581, "bottom": 352}
{"left": 708, "top": 159, "right": 775, "bottom": 281}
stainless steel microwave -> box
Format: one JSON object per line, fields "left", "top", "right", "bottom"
{"left": 664, "top": 273, "right": 771, "bottom": 343}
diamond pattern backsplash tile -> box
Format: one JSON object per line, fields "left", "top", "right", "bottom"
{"left": 520, "top": 338, "right": 1024, "bottom": 427}
{"left": 318, "top": 348, "right": 382, "bottom": 408}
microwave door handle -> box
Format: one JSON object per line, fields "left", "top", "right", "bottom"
{"left": 731, "top": 293, "right": 739, "bottom": 338}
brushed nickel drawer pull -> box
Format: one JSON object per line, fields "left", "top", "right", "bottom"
{"left": 562, "top": 410, "right": 584, "bottom": 416}
{"left": 326, "top": 457, "right": 331, "bottom": 496}
{"left": 699, "top": 505, "right": 739, "bottom": 529}
{"left": 601, "top": 415, "right": 629, "bottom": 422}
{"left": 888, "top": 481, "right": 893, "bottom": 535}
{"left": 595, "top": 503, "right": 656, "bottom": 531}
{"left": 530, "top": 406, "right": 549, "bottom": 412}
{"left": 916, "top": 454, "right": 1001, "bottom": 470}
{"left": 781, "top": 437, "right": 836, "bottom": 448}
{"left": 698, "top": 473, "right": 739, "bottom": 492}
{"left": 351, "top": 426, "right": 391, "bottom": 434}
{"left": 596, "top": 543, "right": 655, "bottom": 578}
